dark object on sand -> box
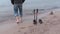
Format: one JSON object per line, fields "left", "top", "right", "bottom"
{"left": 17, "top": 22, "right": 19, "bottom": 24}
{"left": 33, "top": 9, "right": 37, "bottom": 25}
{"left": 50, "top": 11, "right": 53, "bottom": 15}
{"left": 33, "top": 20, "right": 37, "bottom": 25}
{"left": 39, "top": 19, "right": 43, "bottom": 24}
{"left": 33, "top": 9, "right": 43, "bottom": 25}
{"left": 33, "top": 9, "right": 38, "bottom": 25}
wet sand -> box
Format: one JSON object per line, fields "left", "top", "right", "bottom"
{"left": 0, "top": 9, "right": 60, "bottom": 34}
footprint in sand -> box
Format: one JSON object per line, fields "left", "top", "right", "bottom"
{"left": 28, "top": 26, "right": 33, "bottom": 28}
{"left": 20, "top": 27, "right": 27, "bottom": 29}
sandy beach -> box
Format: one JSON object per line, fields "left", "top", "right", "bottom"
{"left": 0, "top": 9, "right": 60, "bottom": 34}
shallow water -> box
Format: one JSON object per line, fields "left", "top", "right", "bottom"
{"left": 0, "top": 0, "right": 60, "bottom": 22}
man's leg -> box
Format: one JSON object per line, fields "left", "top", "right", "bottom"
{"left": 19, "top": 4, "right": 23, "bottom": 23}
{"left": 16, "top": 16, "right": 20, "bottom": 24}
{"left": 14, "top": 4, "right": 19, "bottom": 24}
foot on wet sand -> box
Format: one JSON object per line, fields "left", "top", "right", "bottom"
{"left": 17, "top": 22, "right": 19, "bottom": 24}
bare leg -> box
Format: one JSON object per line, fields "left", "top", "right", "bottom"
{"left": 16, "top": 16, "right": 23, "bottom": 24}
{"left": 16, "top": 16, "right": 19, "bottom": 24}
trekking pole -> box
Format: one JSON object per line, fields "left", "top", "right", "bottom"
{"left": 36, "top": 9, "right": 38, "bottom": 22}
{"left": 34, "top": 9, "right": 35, "bottom": 20}
{"left": 33, "top": 9, "right": 37, "bottom": 25}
